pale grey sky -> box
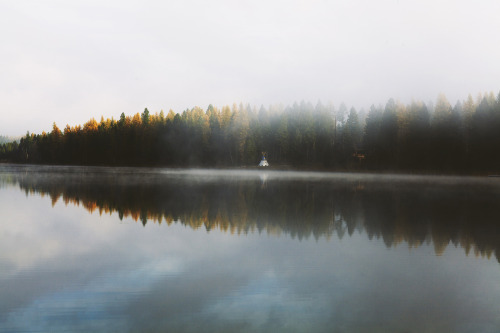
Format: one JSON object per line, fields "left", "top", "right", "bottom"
{"left": 1, "top": 0, "right": 500, "bottom": 136}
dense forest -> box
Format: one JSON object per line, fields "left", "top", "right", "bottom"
{"left": 1, "top": 91, "right": 500, "bottom": 173}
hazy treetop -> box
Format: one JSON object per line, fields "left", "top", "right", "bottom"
{"left": 1, "top": 0, "right": 500, "bottom": 136}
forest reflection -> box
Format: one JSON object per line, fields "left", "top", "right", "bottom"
{"left": 2, "top": 168, "right": 500, "bottom": 263}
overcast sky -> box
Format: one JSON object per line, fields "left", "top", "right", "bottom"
{"left": 1, "top": 0, "right": 500, "bottom": 136}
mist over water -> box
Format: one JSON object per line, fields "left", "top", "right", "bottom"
{"left": 1, "top": 165, "right": 500, "bottom": 332}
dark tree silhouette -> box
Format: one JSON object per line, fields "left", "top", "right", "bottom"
{"left": 2, "top": 91, "right": 500, "bottom": 173}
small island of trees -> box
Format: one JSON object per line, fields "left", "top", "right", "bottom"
{"left": 1, "top": 91, "right": 500, "bottom": 173}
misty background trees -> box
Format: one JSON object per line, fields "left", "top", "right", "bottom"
{"left": 1, "top": 92, "right": 500, "bottom": 173}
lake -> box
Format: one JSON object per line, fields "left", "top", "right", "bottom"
{"left": 1, "top": 164, "right": 500, "bottom": 332}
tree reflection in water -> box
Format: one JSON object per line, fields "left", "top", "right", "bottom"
{"left": 2, "top": 165, "right": 500, "bottom": 262}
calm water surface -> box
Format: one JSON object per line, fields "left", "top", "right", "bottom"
{"left": 1, "top": 165, "right": 500, "bottom": 332}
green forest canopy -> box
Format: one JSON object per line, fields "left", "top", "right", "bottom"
{"left": 1, "top": 91, "right": 500, "bottom": 173}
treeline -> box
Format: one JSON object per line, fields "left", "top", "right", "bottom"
{"left": 1, "top": 91, "right": 500, "bottom": 172}
{"left": 0, "top": 135, "right": 18, "bottom": 144}
{"left": 0, "top": 136, "right": 19, "bottom": 161}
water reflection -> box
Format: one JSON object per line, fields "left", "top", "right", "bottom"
{"left": 3, "top": 165, "right": 500, "bottom": 332}
{"left": 2, "top": 165, "right": 500, "bottom": 261}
